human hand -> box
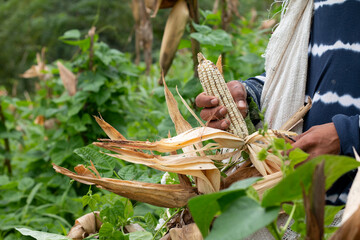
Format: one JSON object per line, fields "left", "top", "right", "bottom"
{"left": 292, "top": 122, "right": 341, "bottom": 160}
{"left": 195, "top": 81, "right": 248, "bottom": 130}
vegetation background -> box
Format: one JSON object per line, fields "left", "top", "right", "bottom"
{"left": 0, "top": 0, "right": 280, "bottom": 239}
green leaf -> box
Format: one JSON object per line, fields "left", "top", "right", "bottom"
{"left": 0, "top": 175, "right": 10, "bottom": 186}
{"left": 78, "top": 71, "right": 107, "bottom": 92}
{"left": 129, "top": 231, "right": 152, "bottom": 240}
{"left": 207, "top": 197, "right": 280, "bottom": 240}
{"left": 74, "top": 145, "right": 116, "bottom": 177}
{"left": 289, "top": 148, "right": 309, "bottom": 169}
{"left": 99, "top": 222, "right": 126, "bottom": 240}
{"left": 144, "top": 212, "right": 157, "bottom": 230}
{"left": 82, "top": 193, "right": 101, "bottom": 210}
{"left": 324, "top": 205, "right": 343, "bottom": 225}
{"left": 188, "top": 177, "right": 260, "bottom": 237}
{"left": 59, "top": 29, "right": 81, "bottom": 40}
{"left": 16, "top": 227, "right": 70, "bottom": 240}
{"left": 18, "top": 177, "right": 35, "bottom": 191}
{"left": 262, "top": 155, "right": 360, "bottom": 207}
{"left": 192, "top": 22, "right": 212, "bottom": 34}
{"left": 118, "top": 165, "right": 139, "bottom": 180}
{"left": 258, "top": 148, "right": 268, "bottom": 161}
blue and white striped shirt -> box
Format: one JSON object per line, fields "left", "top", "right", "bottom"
{"left": 244, "top": 0, "right": 360, "bottom": 205}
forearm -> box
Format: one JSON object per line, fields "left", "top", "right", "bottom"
{"left": 332, "top": 114, "right": 360, "bottom": 157}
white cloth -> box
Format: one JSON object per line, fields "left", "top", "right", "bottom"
{"left": 261, "top": 0, "right": 314, "bottom": 133}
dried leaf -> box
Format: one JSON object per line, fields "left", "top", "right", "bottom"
{"left": 94, "top": 116, "right": 126, "bottom": 140}
{"left": 53, "top": 164, "right": 197, "bottom": 208}
{"left": 96, "top": 127, "right": 244, "bottom": 152}
{"left": 68, "top": 212, "right": 102, "bottom": 239}
{"left": 57, "top": 61, "right": 77, "bottom": 96}
{"left": 160, "top": 0, "right": 189, "bottom": 76}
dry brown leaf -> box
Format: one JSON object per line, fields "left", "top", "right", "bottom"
{"left": 94, "top": 116, "right": 126, "bottom": 140}
{"left": 169, "top": 223, "right": 203, "bottom": 240}
{"left": 160, "top": 0, "right": 189, "bottom": 77}
{"left": 68, "top": 211, "right": 102, "bottom": 240}
{"left": 53, "top": 164, "right": 197, "bottom": 208}
{"left": 57, "top": 61, "right": 77, "bottom": 96}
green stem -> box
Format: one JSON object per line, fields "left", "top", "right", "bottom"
{"left": 152, "top": 208, "right": 182, "bottom": 240}
{"left": 269, "top": 221, "right": 282, "bottom": 240}
{"left": 280, "top": 203, "right": 296, "bottom": 234}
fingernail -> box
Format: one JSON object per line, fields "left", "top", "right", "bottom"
{"left": 238, "top": 100, "right": 246, "bottom": 109}
{"left": 211, "top": 98, "right": 218, "bottom": 105}
{"left": 219, "top": 107, "right": 227, "bottom": 115}
{"left": 221, "top": 120, "right": 228, "bottom": 129}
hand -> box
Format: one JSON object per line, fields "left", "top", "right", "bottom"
{"left": 292, "top": 123, "right": 341, "bottom": 160}
{"left": 195, "top": 81, "right": 248, "bottom": 130}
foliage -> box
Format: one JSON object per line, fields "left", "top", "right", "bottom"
{"left": 188, "top": 137, "right": 360, "bottom": 239}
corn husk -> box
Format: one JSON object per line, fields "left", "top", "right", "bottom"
{"left": 159, "top": 0, "right": 189, "bottom": 77}
{"left": 57, "top": 61, "right": 77, "bottom": 96}
{"left": 53, "top": 164, "right": 196, "bottom": 208}
{"left": 67, "top": 212, "right": 102, "bottom": 240}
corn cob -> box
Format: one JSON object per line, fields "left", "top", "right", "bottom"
{"left": 197, "top": 53, "right": 248, "bottom": 138}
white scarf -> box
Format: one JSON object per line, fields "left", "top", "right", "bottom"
{"left": 261, "top": 0, "right": 314, "bottom": 133}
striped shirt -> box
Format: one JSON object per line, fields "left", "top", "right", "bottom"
{"left": 244, "top": 0, "right": 360, "bottom": 205}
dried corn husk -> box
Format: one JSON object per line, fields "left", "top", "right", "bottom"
{"left": 67, "top": 212, "right": 102, "bottom": 240}
{"left": 159, "top": 0, "right": 189, "bottom": 77}
{"left": 53, "top": 164, "right": 196, "bottom": 208}
{"left": 21, "top": 48, "right": 52, "bottom": 81}
{"left": 57, "top": 61, "right": 77, "bottom": 96}
{"left": 163, "top": 73, "right": 219, "bottom": 193}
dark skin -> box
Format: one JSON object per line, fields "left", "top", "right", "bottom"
{"left": 195, "top": 81, "right": 341, "bottom": 160}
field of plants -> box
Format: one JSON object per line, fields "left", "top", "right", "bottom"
{"left": 1, "top": 1, "right": 360, "bottom": 240}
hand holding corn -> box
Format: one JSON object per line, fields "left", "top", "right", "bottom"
{"left": 196, "top": 80, "right": 248, "bottom": 131}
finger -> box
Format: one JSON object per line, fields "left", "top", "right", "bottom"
{"left": 207, "top": 119, "right": 230, "bottom": 130}
{"left": 237, "top": 100, "right": 248, "bottom": 118}
{"left": 200, "top": 106, "right": 227, "bottom": 121}
{"left": 227, "top": 81, "right": 248, "bottom": 117}
{"left": 195, "top": 92, "right": 219, "bottom": 108}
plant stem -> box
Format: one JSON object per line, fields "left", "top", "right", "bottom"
{"left": 152, "top": 208, "right": 182, "bottom": 240}
{"left": 269, "top": 221, "right": 282, "bottom": 240}
{"left": 186, "top": 0, "right": 200, "bottom": 78}
{"left": 0, "top": 104, "right": 11, "bottom": 176}
{"left": 281, "top": 203, "right": 296, "bottom": 235}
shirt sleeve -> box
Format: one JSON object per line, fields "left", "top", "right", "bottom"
{"left": 242, "top": 73, "right": 265, "bottom": 109}
{"left": 332, "top": 114, "right": 360, "bottom": 157}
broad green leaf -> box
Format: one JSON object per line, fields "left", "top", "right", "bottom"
{"left": 192, "top": 22, "right": 212, "bottom": 34}
{"left": 324, "top": 205, "right": 343, "bottom": 225}
{"left": 0, "top": 175, "right": 10, "bottom": 185}
{"left": 262, "top": 155, "right": 360, "bottom": 207}
{"left": 99, "top": 222, "right": 127, "bottom": 240}
{"left": 16, "top": 227, "right": 70, "bottom": 240}
{"left": 289, "top": 148, "right": 309, "bottom": 169}
{"left": 18, "top": 177, "right": 35, "bottom": 191}
{"left": 82, "top": 193, "right": 101, "bottom": 210}
{"left": 209, "top": 29, "right": 232, "bottom": 47}
{"left": 129, "top": 231, "right": 152, "bottom": 240}
{"left": 74, "top": 145, "right": 116, "bottom": 177}
{"left": 59, "top": 29, "right": 81, "bottom": 40}
{"left": 144, "top": 212, "right": 157, "bottom": 230}
{"left": 207, "top": 196, "right": 280, "bottom": 240}
{"left": 188, "top": 177, "right": 261, "bottom": 237}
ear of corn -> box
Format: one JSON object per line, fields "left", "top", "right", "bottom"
{"left": 197, "top": 53, "right": 248, "bottom": 138}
